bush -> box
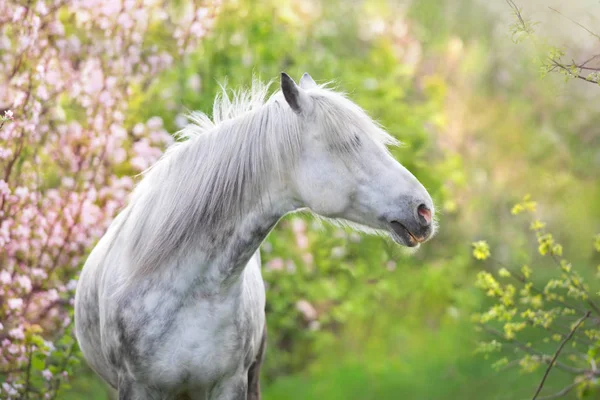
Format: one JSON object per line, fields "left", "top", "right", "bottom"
{"left": 0, "top": 1, "right": 217, "bottom": 397}
{"left": 474, "top": 196, "right": 600, "bottom": 399}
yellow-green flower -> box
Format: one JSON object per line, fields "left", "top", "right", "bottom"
{"left": 498, "top": 268, "right": 511, "bottom": 278}
{"left": 472, "top": 240, "right": 491, "bottom": 260}
{"left": 530, "top": 220, "right": 546, "bottom": 231}
{"left": 511, "top": 194, "right": 537, "bottom": 215}
{"left": 521, "top": 265, "right": 532, "bottom": 279}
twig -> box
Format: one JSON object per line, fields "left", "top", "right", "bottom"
{"left": 550, "top": 60, "right": 599, "bottom": 84}
{"left": 578, "top": 65, "right": 600, "bottom": 71}
{"left": 481, "top": 325, "right": 587, "bottom": 375}
{"left": 579, "top": 54, "right": 600, "bottom": 68}
{"left": 531, "top": 311, "right": 591, "bottom": 400}
{"left": 528, "top": 319, "right": 594, "bottom": 347}
{"left": 548, "top": 7, "right": 600, "bottom": 41}
{"left": 506, "top": 0, "right": 526, "bottom": 29}
{"left": 505, "top": 2, "right": 600, "bottom": 85}
{"left": 49, "top": 335, "right": 76, "bottom": 400}
{"left": 23, "top": 344, "right": 33, "bottom": 399}
{"left": 549, "top": 254, "right": 600, "bottom": 316}
{"left": 489, "top": 256, "right": 587, "bottom": 314}
{"left": 536, "top": 381, "right": 578, "bottom": 400}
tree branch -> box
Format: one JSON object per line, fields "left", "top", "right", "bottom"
{"left": 548, "top": 7, "right": 600, "bottom": 41}
{"left": 505, "top": 2, "right": 600, "bottom": 86}
{"left": 531, "top": 311, "right": 591, "bottom": 400}
{"left": 23, "top": 344, "right": 33, "bottom": 399}
{"left": 481, "top": 325, "right": 588, "bottom": 375}
{"left": 489, "top": 255, "right": 587, "bottom": 314}
{"left": 536, "top": 381, "right": 578, "bottom": 400}
{"left": 579, "top": 54, "right": 600, "bottom": 68}
{"left": 549, "top": 60, "right": 599, "bottom": 84}
{"left": 549, "top": 254, "right": 600, "bottom": 316}
{"left": 506, "top": 0, "right": 526, "bottom": 30}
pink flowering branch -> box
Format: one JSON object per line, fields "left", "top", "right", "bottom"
{"left": 0, "top": 0, "right": 220, "bottom": 398}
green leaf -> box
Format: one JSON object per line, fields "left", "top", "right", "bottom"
{"left": 31, "top": 354, "right": 45, "bottom": 371}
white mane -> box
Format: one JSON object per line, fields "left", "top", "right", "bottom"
{"left": 123, "top": 79, "right": 399, "bottom": 274}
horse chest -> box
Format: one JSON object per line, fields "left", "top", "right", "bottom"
{"left": 152, "top": 298, "right": 252, "bottom": 383}
{"left": 111, "top": 259, "right": 266, "bottom": 387}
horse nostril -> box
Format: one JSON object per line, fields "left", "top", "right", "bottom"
{"left": 417, "top": 204, "right": 432, "bottom": 226}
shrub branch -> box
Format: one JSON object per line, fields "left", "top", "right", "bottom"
{"left": 536, "top": 382, "right": 578, "bottom": 400}
{"left": 531, "top": 311, "right": 592, "bottom": 400}
{"left": 481, "top": 326, "right": 587, "bottom": 375}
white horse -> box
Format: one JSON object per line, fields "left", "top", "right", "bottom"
{"left": 74, "top": 73, "right": 435, "bottom": 400}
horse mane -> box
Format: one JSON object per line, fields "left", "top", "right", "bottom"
{"left": 122, "top": 78, "right": 399, "bottom": 275}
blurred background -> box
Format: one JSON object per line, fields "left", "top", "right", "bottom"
{"left": 1, "top": 0, "right": 599, "bottom": 399}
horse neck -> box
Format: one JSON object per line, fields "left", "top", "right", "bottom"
{"left": 125, "top": 103, "right": 303, "bottom": 288}
{"left": 152, "top": 161, "right": 299, "bottom": 293}
{"left": 208, "top": 188, "right": 295, "bottom": 284}
{"left": 174, "top": 106, "right": 302, "bottom": 284}
{"left": 123, "top": 183, "right": 295, "bottom": 300}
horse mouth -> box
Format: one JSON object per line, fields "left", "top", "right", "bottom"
{"left": 390, "top": 221, "right": 420, "bottom": 247}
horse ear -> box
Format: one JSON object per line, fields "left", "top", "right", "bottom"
{"left": 281, "top": 72, "right": 311, "bottom": 114}
{"left": 299, "top": 72, "right": 317, "bottom": 89}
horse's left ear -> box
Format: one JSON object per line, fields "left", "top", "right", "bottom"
{"left": 281, "top": 72, "right": 312, "bottom": 114}
{"left": 299, "top": 72, "right": 317, "bottom": 89}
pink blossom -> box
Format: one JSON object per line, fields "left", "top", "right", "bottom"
{"left": 266, "top": 258, "right": 284, "bottom": 271}
{"left": 0, "top": 0, "right": 220, "bottom": 393}
{"left": 0, "top": 270, "right": 11, "bottom": 284}
{"left": 0, "top": 147, "right": 13, "bottom": 159}
{"left": 296, "top": 234, "right": 309, "bottom": 249}
{"left": 386, "top": 261, "right": 397, "bottom": 271}
{"left": 30, "top": 268, "right": 47, "bottom": 278}
{"left": 296, "top": 300, "right": 318, "bottom": 321}
{"left": 188, "top": 74, "right": 202, "bottom": 91}
{"left": 301, "top": 253, "right": 314, "bottom": 265}
{"left": 16, "top": 275, "right": 32, "bottom": 292}
{"left": 66, "top": 279, "right": 78, "bottom": 291}
{"left": 14, "top": 186, "right": 29, "bottom": 199}
{"left": 12, "top": 6, "right": 26, "bottom": 22}
{"left": 2, "top": 382, "right": 18, "bottom": 396}
{"left": 190, "top": 21, "right": 206, "bottom": 37}
{"left": 291, "top": 218, "right": 307, "bottom": 234}
{"left": 9, "top": 327, "right": 24, "bottom": 340}
{"left": 309, "top": 321, "right": 321, "bottom": 331}
{"left": 132, "top": 123, "right": 145, "bottom": 136}
{"left": 7, "top": 298, "right": 23, "bottom": 310}
{"left": 0, "top": 180, "right": 10, "bottom": 196}
{"left": 146, "top": 116, "right": 163, "bottom": 130}
{"left": 42, "top": 369, "right": 53, "bottom": 380}
{"left": 43, "top": 340, "right": 56, "bottom": 352}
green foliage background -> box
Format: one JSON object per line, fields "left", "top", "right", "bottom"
{"left": 65, "top": 0, "right": 600, "bottom": 398}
